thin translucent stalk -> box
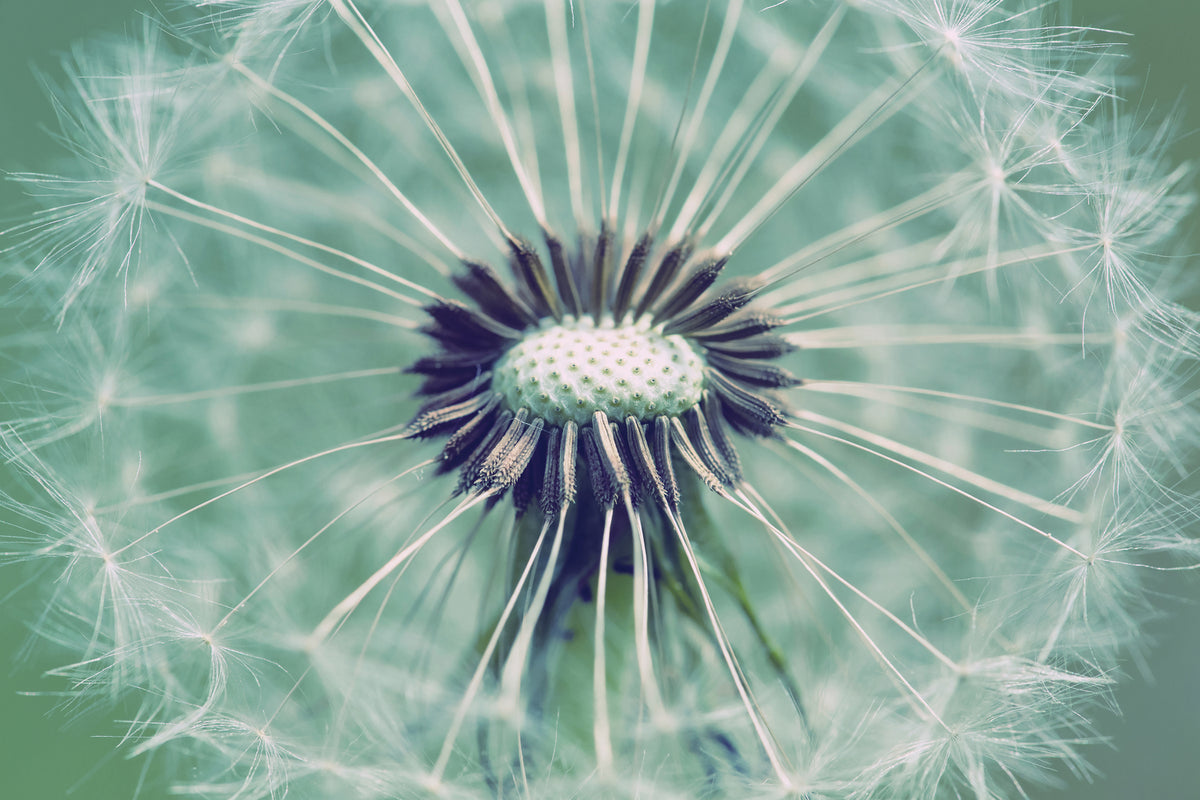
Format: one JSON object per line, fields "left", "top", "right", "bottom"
{"left": 650, "top": 0, "right": 745, "bottom": 232}
{"left": 759, "top": 174, "right": 977, "bottom": 292}
{"left": 593, "top": 506, "right": 615, "bottom": 774}
{"left": 111, "top": 367, "right": 403, "bottom": 408}
{"left": 577, "top": 1, "right": 608, "bottom": 222}
{"left": 780, "top": 245, "right": 1090, "bottom": 324}
{"left": 730, "top": 489, "right": 952, "bottom": 727}
{"left": 308, "top": 490, "right": 495, "bottom": 649}
{"left": 231, "top": 61, "right": 465, "bottom": 259}
{"left": 757, "top": 235, "right": 942, "bottom": 308}
{"left": 626, "top": 495, "right": 668, "bottom": 722}
{"left": 211, "top": 463, "right": 427, "bottom": 635}
{"left": 790, "top": 326, "right": 1104, "bottom": 351}
{"left": 738, "top": 484, "right": 960, "bottom": 672}
{"left": 179, "top": 296, "right": 420, "bottom": 330}
{"left": 328, "top": 0, "right": 518, "bottom": 240}
{"left": 608, "top": 0, "right": 655, "bottom": 224}
{"left": 662, "top": 505, "right": 795, "bottom": 789}
{"left": 544, "top": 0, "right": 589, "bottom": 227}
{"left": 800, "top": 379, "right": 1115, "bottom": 441}
{"left": 774, "top": 438, "right": 974, "bottom": 614}
{"left": 111, "top": 431, "right": 419, "bottom": 557}
{"left": 439, "top": 0, "right": 548, "bottom": 225}
{"left": 496, "top": 506, "right": 569, "bottom": 712}
{"left": 717, "top": 55, "right": 936, "bottom": 254}
{"left": 795, "top": 408, "right": 1083, "bottom": 522}
{"left": 475, "top": 9, "right": 545, "bottom": 218}
{"left": 787, "top": 419, "right": 1088, "bottom": 559}
{"left": 429, "top": 512, "right": 556, "bottom": 784}
{"left": 149, "top": 181, "right": 440, "bottom": 300}
{"left": 685, "top": 5, "right": 846, "bottom": 243}
{"left": 145, "top": 202, "right": 422, "bottom": 305}
{"left": 191, "top": 162, "right": 454, "bottom": 278}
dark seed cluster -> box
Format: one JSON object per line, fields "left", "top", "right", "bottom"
{"left": 402, "top": 228, "right": 801, "bottom": 516}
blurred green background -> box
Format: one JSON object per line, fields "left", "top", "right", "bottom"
{"left": 1, "top": 1, "right": 1197, "bottom": 797}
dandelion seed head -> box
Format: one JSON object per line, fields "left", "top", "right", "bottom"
{"left": 2, "top": 0, "right": 1197, "bottom": 798}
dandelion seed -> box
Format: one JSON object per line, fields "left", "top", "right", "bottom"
{"left": 2, "top": 1, "right": 1197, "bottom": 799}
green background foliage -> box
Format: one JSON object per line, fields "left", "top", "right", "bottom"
{"left": 1, "top": 1, "right": 1196, "bottom": 797}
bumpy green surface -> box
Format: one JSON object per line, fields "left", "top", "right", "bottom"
{"left": 492, "top": 317, "right": 706, "bottom": 426}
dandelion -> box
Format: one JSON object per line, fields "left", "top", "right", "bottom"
{"left": 3, "top": 1, "right": 1198, "bottom": 798}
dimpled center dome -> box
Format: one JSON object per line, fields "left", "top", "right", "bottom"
{"left": 492, "top": 317, "right": 706, "bottom": 426}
